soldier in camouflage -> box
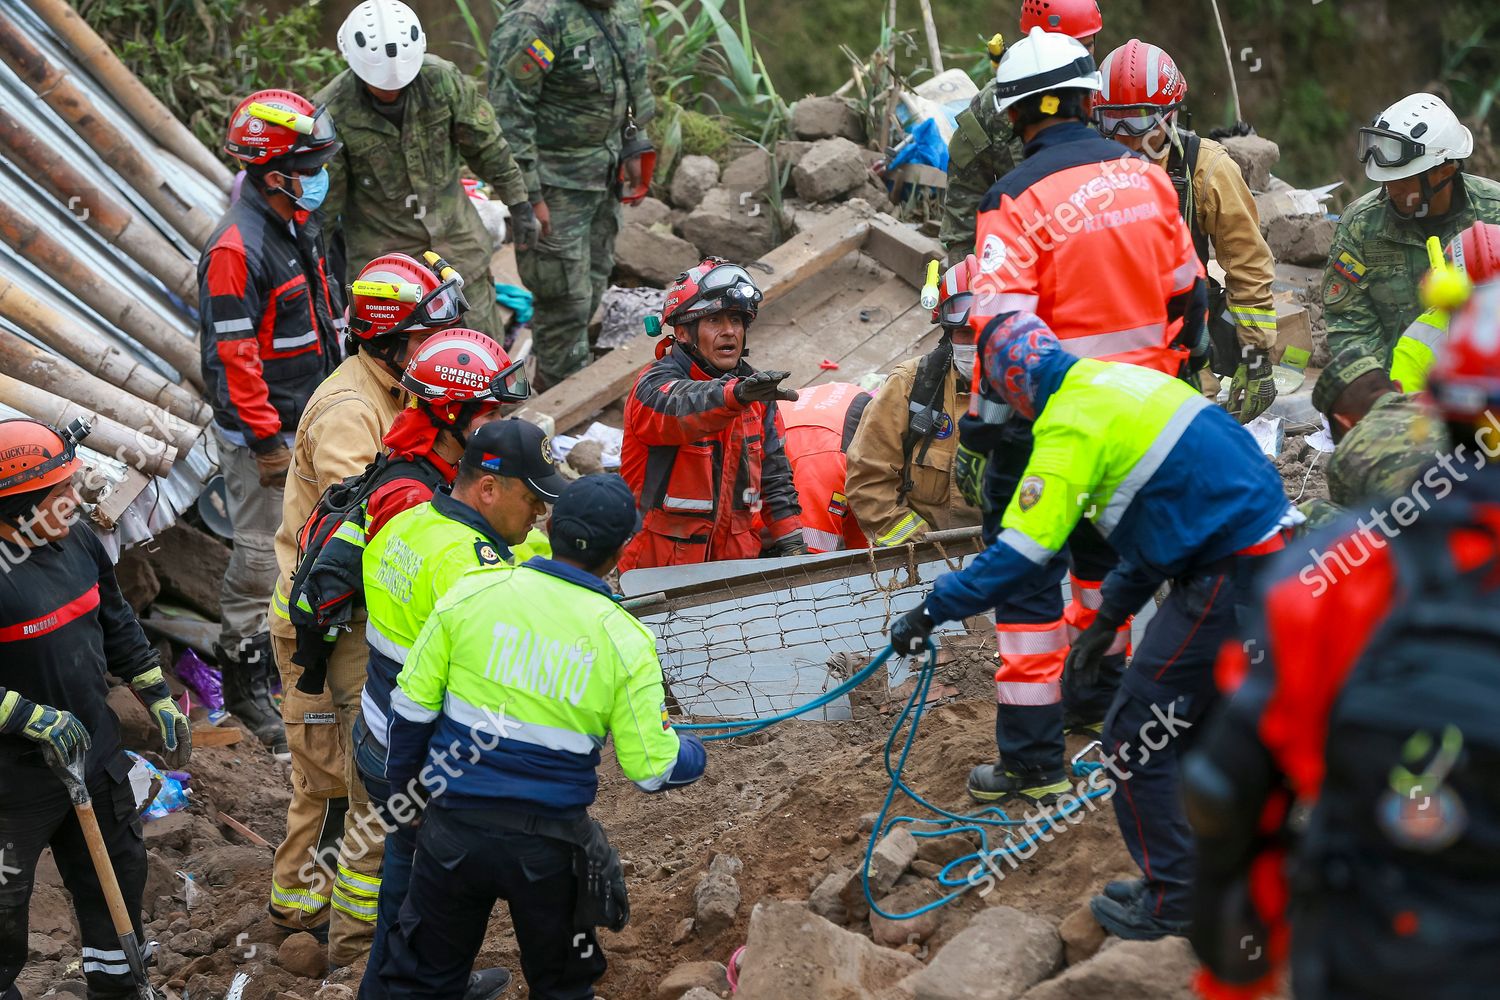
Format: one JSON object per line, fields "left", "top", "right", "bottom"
{"left": 1325, "top": 92, "right": 1500, "bottom": 364}
{"left": 319, "top": 1, "right": 534, "bottom": 344}
{"left": 488, "top": 0, "right": 654, "bottom": 387}
{"left": 1299, "top": 345, "right": 1448, "bottom": 531}
{"left": 939, "top": 0, "right": 1101, "bottom": 263}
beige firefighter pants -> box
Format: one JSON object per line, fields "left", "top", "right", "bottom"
{"left": 270, "top": 630, "right": 386, "bottom": 965}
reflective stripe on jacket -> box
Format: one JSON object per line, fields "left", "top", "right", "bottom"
{"left": 778, "top": 382, "right": 872, "bottom": 552}
{"left": 1389, "top": 307, "right": 1448, "bottom": 393}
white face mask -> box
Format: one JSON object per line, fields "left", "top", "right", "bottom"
{"left": 951, "top": 343, "right": 977, "bottom": 374}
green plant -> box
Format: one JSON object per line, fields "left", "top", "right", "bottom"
{"left": 78, "top": 0, "right": 343, "bottom": 160}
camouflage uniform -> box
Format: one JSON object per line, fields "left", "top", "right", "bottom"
{"left": 1299, "top": 392, "right": 1448, "bottom": 531}
{"left": 488, "top": 0, "right": 653, "bottom": 385}
{"left": 317, "top": 55, "right": 529, "bottom": 341}
{"left": 1323, "top": 173, "right": 1500, "bottom": 364}
{"left": 939, "top": 79, "right": 1024, "bottom": 264}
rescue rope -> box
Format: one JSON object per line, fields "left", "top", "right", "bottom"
{"left": 678, "top": 645, "right": 1111, "bottom": 919}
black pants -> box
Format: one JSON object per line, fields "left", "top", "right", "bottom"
{"left": 379, "top": 806, "right": 606, "bottom": 1000}
{"left": 0, "top": 756, "right": 146, "bottom": 1000}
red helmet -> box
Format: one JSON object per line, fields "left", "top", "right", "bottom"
{"left": 1019, "top": 0, "right": 1102, "bottom": 40}
{"left": 662, "top": 257, "right": 764, "bottom": 329}
{"left": 1449, "top": 221, "right": 1500, "bottom": 284}
{"left": 400, "top": 329, "right": 529, "bottom": 426}
{"left": 0, "top": 418, "right": 89, "bottom": 499}
{"left": 1429, "top": 280, "right": 1500, "bottom": 422}
{"left": 349, "top": 252, "right": 468, "bottom": 347}
{"left": 935, "top": 254, "right": 980, "bottom": 327}
{"left": 224, "top": 90, "right": 340, "bottom": 172}
{"left": 1094, "top": 40, "right": 1187, "bottom": 137}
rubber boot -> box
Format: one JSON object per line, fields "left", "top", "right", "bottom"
{"left": 967, "top": 763, "right": 1072, "bottom": 806}
{"left": 218, "top": 634, "right": 288, "bottom": 756}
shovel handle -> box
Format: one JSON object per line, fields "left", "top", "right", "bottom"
{"left": 74, "top": 798, "right": 138, "bottom": 940}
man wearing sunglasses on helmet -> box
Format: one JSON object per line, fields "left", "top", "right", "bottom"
{"left": 1325, "top": 92, "right": 1500, "bottom": 364}
{"left": 1093, "top": 40, "right": 1280, "bottom": 424}
{"left": 619, "top": 257, "right": 805, "bottom": 570}
{"left": 265, "top": 250, "right": 469, "bottom": 955}
{"left": 203, "top": 89, "right": 344, "bottom": 761}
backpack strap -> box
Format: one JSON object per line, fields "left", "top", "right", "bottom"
{"left": 1167, "top": 131, "right": 1210, "bottom": 267}
{"left": 898, "top": 339, "right": 954, "bottom": 503}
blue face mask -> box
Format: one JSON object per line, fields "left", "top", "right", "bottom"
{"left": 293, "top": 168, "right": 329, "bottom": 211}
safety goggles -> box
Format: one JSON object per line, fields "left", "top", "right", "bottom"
{"left": 1092, "top": 105, "right": 1172, "bottom": 138}
{"left": 700, "top": 262, "right": 763, "bottom": 311}
{"left": 937, "top": 291, "right": 974, "bottom": 328}
{"left": 1357, "top": 126, "right": 1426, "bottom": 169}
{"left": 487, "top": 358, "right": 531, "bottom": 404}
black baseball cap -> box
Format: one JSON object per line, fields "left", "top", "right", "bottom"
{"left": 550, "top": 474, "right": 643, "bottom": 557}
{"left": 461, "top": 418, "right": 568, "bottom": 501}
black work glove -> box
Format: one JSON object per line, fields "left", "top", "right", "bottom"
{"left": 1062, "top": 611, "right": 1125, "bottom": 694}
{"left": 291, "top": 628, "right": 334, "bottom": 694}
{"left": 766, "top": 530, "right": 807, "bottom": 557}
{"left": 508, "top": 201, "right": 542, "bottom": 251}
{"left": 889, "top": 604, "right": 936, "bottom": 657}
{"left": 733, "top": 370, "right": 799, "bottom": 405}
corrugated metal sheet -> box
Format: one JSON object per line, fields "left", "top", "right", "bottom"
{"left": 0, "top": 0, "right": 225, "bottom": 548}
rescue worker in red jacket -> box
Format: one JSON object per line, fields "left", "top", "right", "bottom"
{"left": 619, "top": 258, "right": 804, "bottom": 571}
{"left": 777, "top": 382, "right": 874, "bottom": 553}
{"left": 201, "top": 89, "right": 344, "bottom": 755}
{"left": 1184, "top": 280, "right": 1500, "bottom": 1000}
{"left": 954, "top": 27, "right": 1208, "bottom": 804}
{"left": 0, "top": 419, "right": 190, "bottom": 1000}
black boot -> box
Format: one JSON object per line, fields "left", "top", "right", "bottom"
{"left": 966, "top": 763, "right": 1072, "bottom": 805}
{"left": 1089, "top": 891, "right": 1188, "bottom": 940}
{"left": 218, "top": 634, "right": 288, "bottom": 757}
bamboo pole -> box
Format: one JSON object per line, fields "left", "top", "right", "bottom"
{"left": 0, "top": 108, "right": 197, "bottom": 301}
{"left": 0, "top": 372, "right": 176, "bottom": 479}
{"left": 0, "top": 331, "right": 202, "bottom": 456}
{"left": 0, "top": 272, "right": 208, "bottom": 425}
{"left": 0, "top": 197, "right": 204, "bottom": 388}
{"left": 0, "top": 10, "right": 215, "bottom": 248}
{"left": 26, "top": 0, "right": 232, "bottom": 190}
{"left": 882, "top": 0, "right": 900, "bottom": 151}
{"left": 916, "top": 0, "right": 944, "bottom": 74}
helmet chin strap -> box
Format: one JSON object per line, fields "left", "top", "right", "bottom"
{"left": 1391, "top": 164, "right": 1461, "bottom": 221}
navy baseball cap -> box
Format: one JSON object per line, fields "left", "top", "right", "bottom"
{"left": 462, "top": 418, "right": 568, "bottom": 501}
{"left": 550, "top": 474, "right": 642, "bottom": 556}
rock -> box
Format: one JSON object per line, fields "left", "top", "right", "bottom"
{"left": 624, "top": 195, "right": 674, "bottom": 229}
{"left": 720, "top": 148, "right": 772, "bottom": 196}
{"left": 809, "top": 867, "right": 852, "bottom": 924}
{"left": 613, "top": 224, "right": 703, "bottom": 287}
{"left": 679, "top": 990, "right": 721, "bottom": 1000}
{"left": 171, "top": 927, "right": 215, "bottom": 957}
{"left": 810, "top": 847, "right": 831, "bottom": 862}
{"left": 1058, "top": 905, "right": 1107, "bottom": 965}
{"left": 671, "top": 917, "right": 695, "bottom": 945}
{"left": 144, "top": 523, "right": 230, "bottom": 621}
{"left": 107, "top": 683, "right": 159, "bottom": 753}
{"left": 1219, "top": 135, "right": 1280, "bottom": 193}
{"left": 791, "top": 95, "right": 868, "bottom": 143}
{"left": 1017, "top": 936, "right": 1199, "bottom": 1000}
{"left": 869, "top": 882, "right": 941, "bottom": 947}
{"left": 793, "top": 137, "right": 869, "bottom": 204}
{"left": 669, "top": 156, "right": 720, "bottom": 211}
{"left": 113, "top": 547, "right": 160, "bottom": 612}
{"left": 313, "top": 986, "right": 356, "bottom": 1000}
{"left": 657, "top": 960, "right": 729, "bottom": 999}
{"left": 143, "top": 811, "right": 196, "bottom": 851}
{"left": 735, "top": 900, "right": 922, "bottom": 1000}
{"left": 27, "top": 933, "right": 64, "bottom": 962}
{"left": 567, "top": 439, "right": 606, "bottom": 477}
{"left": 277, "top": 931, "right": 327, "bottom": 979}
{"left": 693, "top": 854, "right": 742, "bottom": 938}
{"left": 1263, "top": 214, "right": 1335, "bottom": 267}
{"left": 916, "top": 832, "right": 976, "bottom": 867}
{"left": 867, "top": 828, "right": 918, "bottom": 895}
{"left": 911, "top": 906, "right": 1062, "bottom": 1000}
{"left": 680, "top": 187, "right": 783, "bottom": 262}
{"left": 775, "top": 139, "right": 815, "bottom": 175}
{"left": 910, "top": 860, "right": 942, "bottom": 879}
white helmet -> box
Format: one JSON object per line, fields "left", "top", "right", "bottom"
{"left": 993, "top": 26, "right": 1102, "bottom": 115}
{"left": 1359, "top": 93, "right": 1473, "bottom": 182}
{"left": 338, "top": 0, "right": 426, "bottom": 91}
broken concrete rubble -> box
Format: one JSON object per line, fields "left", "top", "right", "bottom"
{"left": 1016, "top": 936, "right": 1199, "bottom": 1000}
{"left": 868, "top": 828, "right": 919, "bottom": 894}
{"left": 734, "top": 900, "right": 923, "bottom": 1000}
{"left": 910, "top": 906, "right": 1062, "bottom": 1000}
{"left": 612, "top": 223, "right": 702, "bottom": 287}
{"left": 680, "top": 187, "right": 786, "bottom": 261}
{"left": 791, "top": 95, "right": 868, "bottom": 143}
{"left": 1219, "top": 134, "right": 1280, "bottom": 192}
{"left": 624, "top": 195, "right": 674, "bottom": 229}
{"left": 794, "top": 137, "right": 870, "bottom": 204}
{"left": 669, "top": 154, "right": 720, "bottom": 212}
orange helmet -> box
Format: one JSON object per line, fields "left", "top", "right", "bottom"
{"left": 1449, "top": 221, "right": 1500, "bottom": 284}
{"left": 1019, "top": 0, "right": 1102, "bottom": 40}
{"left": 224, "top": 90, "right": 340, "bottom": 172}
{"left": 1429, "top": 280, "right": 1500, "bottom": 422}
{"left": 348, "top": 253, "right": 468, "bottom": 354}
{"left": 935, "top": 254, "right": 980, "bottom": 328}
{"left": 400, "top": 329, "right": 530, "bottom": 427}
{"left": 0, "top": 418, "right": 89, "bottom": 499}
